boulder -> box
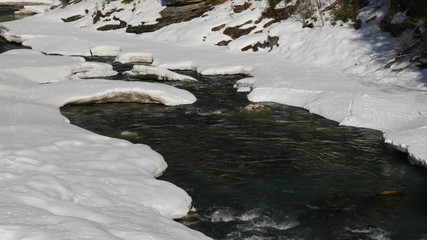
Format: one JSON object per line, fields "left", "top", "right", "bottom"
{"left": 240, "top": 104, "right": 271, "bottom": 113}
{"left": 127, "top": 1, "right": 215, "bottom": 34}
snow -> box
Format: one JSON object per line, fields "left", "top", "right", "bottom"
{"left": 0, "top": 48, "right": 204, "bottom": 239}
{"left": 125, "top": 65, "right": 197, "bottom": 82}
{"left": 391, "top": 9, "right": 408, "bottom": 24}
{"left": 0, "top": 0, "right": 426, "bottom": 238}
{"left": 115, "top": 52, "right": 153, "bottom": 64}
{"left": 0, "top": 0, "right": 55, "bottom": 5}
{"left": 71, "top": 61, "right": 117, "bottom": 79}
{"left": 90, "top": 45, "right": 122, "bottom": 57}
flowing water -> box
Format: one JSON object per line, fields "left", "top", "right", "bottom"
{"left": 0, "top": 6, "right": 27, "bottom": 53}
{"left": 0, "top": 6, "right": 21, "bottom": 22}
{"left": 1, "top": 8, "right": 427, "bottom": 240}
{"left": 61, "top": 67, "right": 427, "bottom": 240}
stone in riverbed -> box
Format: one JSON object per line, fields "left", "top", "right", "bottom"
{"left": 240, "top": 104, "right": 271, "bottom": 113}
{"left": 120, "top": 131, "right": 141, "bottom": 141}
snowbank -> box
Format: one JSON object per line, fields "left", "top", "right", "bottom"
{"left": 125, "top": 65, "right": 197, "bottom": 82}
{"left": 0, "top": 0, "right": 55, "bottom": 5}
{"left": 0, "top": 49, "right": 206, "bottom": 239}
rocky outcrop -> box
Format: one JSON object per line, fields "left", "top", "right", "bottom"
{"left": 241, "top": 35, "right": 279, "bottom": 52}
{"left": 163, "top": 0, "right": 206, "bottom": 6}
{"left": 61, "top": 14, "right": 85, "bottom": 22}
{"left": 97, "top": 17, "right": 127, "bottom": 31}
{"left": 127, "top": 0, "right": 220, "bottom": 34}
{"left": 223, "top": 20, "right": 256, "bottom": 39}
{"left": 378, "top": 0, "right": 426, "bottom": 69}
{"left": 240, "top": 104, "right": 271, "bottom": 113}
{"left": 233, "top": 2, "right": 251, "bottom": 13}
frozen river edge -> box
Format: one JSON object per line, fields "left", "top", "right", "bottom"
{"left": 0, "top": 49, "right": 211, "bottom": 239}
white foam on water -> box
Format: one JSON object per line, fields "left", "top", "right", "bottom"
{"left": 345, "top": 226, "right": 391, "bottom": 240}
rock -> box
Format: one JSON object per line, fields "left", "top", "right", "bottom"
{"left": 376, "top": 190, "right": 402, "bottom": 196}
{"left": 241, "top": 45, "right": 253, "bottom": 51}
{"left": 258, "top": 4, "right": 297, "bottom": 24}
{"left": 120, "top": 131, "right": 141, "bottom": 141}
{"left": 127, "top": 1, "right": 212, "bottom": 34}
{"left": 182, "top": 210, "right": 211, "bottom": 222}
{"left": 223, "top": 21, "right": 256, "bottom": 39}
{"left": 68, "top": 92, "right": 164, "bottom": 105}
{"left": 125, "top": 65, "right": 197, "bottom": 82}
{"left": 62, "top": 14, "right": 85, "bottom": 22}
{"left": 211, "top": 23, "right": 225, "bottom": 32}
{"left": 241, "top": 35, "right": 279, "bottom": 52}
{"left": 268, "top": 36, "right": 279, "bottom": 46}
{"left": 240, "top": 104, "right": 271, "bottom": 113}
{"left": 165, "top": 0, "right": 206, "bottom": 6}
{"left": 233, "top": 2, "right": 251, "bottom": 13}
{"left": 97, "top": 18, "right": 127, "bottom": 31}
{"left": 216, "top": 40, "right": 231, "bottom": 46}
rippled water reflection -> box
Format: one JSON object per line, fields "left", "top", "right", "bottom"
{"left": 62, "top": 71, "right": 427, "bottom": 240}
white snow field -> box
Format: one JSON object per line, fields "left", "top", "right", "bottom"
{"left": 0, "top": 0, "right": 426, "bottom": 239}
{"left": 0, "top": 49, "right": 206, "bottom": 239}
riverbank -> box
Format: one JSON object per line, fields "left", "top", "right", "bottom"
{"left": 0, "top": 8, "right": 210, "bottom": 240}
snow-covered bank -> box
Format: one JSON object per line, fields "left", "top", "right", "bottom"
{"left": 0, "top": 48, "right": 207, "bottom": 239}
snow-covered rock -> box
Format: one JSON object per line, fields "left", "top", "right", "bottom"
{"left": 115, "top": 52, "right": 153, "bottom": 64}
{"left": 125, "top": 64, "right": 197, "bottom": 82}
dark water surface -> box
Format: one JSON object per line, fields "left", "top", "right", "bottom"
{"left": 61, "top": 69, "right": 427, "bottom": 240}
{"left": 0, "top": 6, "right": 20, "bottom": 22}
{"left": 0, "top": 6, "right": 27, "bottom": 53}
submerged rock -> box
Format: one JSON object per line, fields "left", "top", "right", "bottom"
{"left": 181, "top": 210, "right": 211, "bottom": 222}
{"left": 240, "top": 104, "right": 271, "bottom": 113}
{"left": 120, "top": 130, "right": 141, "bottom": 141}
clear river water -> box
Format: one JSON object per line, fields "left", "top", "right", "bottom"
{"left": 1, "top": 7, "right": 427, "bottom": 240}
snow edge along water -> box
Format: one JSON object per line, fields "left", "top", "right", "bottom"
{"left": 0, "top": 49, "right": 208, "bottom": 239}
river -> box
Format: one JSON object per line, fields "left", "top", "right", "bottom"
{"left": 61, "top": 67, "right": 427, "bottom": 240}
